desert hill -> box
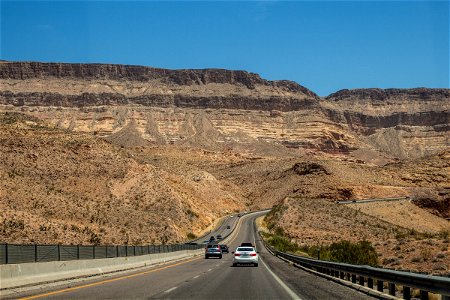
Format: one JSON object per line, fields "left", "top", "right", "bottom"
{"left": 0, "top": 112, "right": 244, "bottom": 245}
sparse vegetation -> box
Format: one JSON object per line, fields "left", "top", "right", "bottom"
{"left": 186, "top": 232, "right": 197, "bottom": 240}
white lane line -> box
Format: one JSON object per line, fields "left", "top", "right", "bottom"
{"left": 207, "top": 268, "right": 212, "bottom": 272}
{"left": 253, "top": 216, "right": 301, "bottom": 300}
{"left": 164, "top": 287, "right": 178, "bottom": 293}
{"left": 193, "top": 275, "right": 200, "bottom": 279}
{"left": 260, "top": 258, "right": 302, "bottom": 300}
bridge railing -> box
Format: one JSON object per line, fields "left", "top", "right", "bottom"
{"left": 258, "top": 232, "right": 450, "bottom": 300}
{"left": 0, "top": 243, "right": 204, "bottom": 265}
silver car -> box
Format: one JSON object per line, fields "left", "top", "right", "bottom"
{"left": 232, "top": 246, "right": 258, "bottom": 267}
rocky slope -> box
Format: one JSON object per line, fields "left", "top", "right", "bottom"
{"left": 0, "top": 112, "right": 244, "bottom": 245}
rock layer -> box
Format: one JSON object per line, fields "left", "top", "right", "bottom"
{"left": 1, "top": 61, "right": 449, "bottom": 159}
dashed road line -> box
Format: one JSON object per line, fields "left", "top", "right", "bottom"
{"left": 193, "top": 275, "right": 200, "bottom": 279}
{"left": 164, "top": 287, "right": 178, "bottom": 293}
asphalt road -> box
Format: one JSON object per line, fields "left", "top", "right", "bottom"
{"left": 191, "top": 214, "right": 239, "bottom": 245}
{"left": 13, "top": 212, "right": 375, "bottom": 299}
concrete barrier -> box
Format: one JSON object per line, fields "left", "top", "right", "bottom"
{"left": 0, "top": 248, "right": 203, "bottom": 290}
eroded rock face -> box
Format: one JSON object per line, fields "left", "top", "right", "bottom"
{"left": 0, "top": 61, "right": 318, "bottom": 111}
{"left": 0, "top": 61, "right": 449, "bottom": 159}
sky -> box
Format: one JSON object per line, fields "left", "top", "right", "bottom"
{"left": 1, "top": 1, "right": 449, "bottom": 96}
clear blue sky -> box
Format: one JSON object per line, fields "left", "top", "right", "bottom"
{"left": 1, "top": 1, "right": 449, "bottom": 96}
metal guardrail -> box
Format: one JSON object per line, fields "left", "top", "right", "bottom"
{"left": 0, "top": 213, "right": 247, "bottom": 265}
{"left": 0, "top": 243, "right": 204, "bottom": 265}
{"left": 336, "top": 196, "right": 409, "bottom": 204}
{"left": 259, "top": 232, "right": 450, "bottom": 300}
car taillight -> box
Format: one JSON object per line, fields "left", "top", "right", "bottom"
{"left": 250, "top": 253, "right": 257, "bottom": 256}
{"left": 234, "top": 253, "right": 241, "bottom": 256}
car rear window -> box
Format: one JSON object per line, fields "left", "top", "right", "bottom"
{"left": 207, "top": 244, "right": 219, "bottom": 248}
{"left": 237, "top": 247, "right": 254, "bottom": 252}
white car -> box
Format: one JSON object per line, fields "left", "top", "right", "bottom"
{"left": 232, "top": 246, "right": 259, "bottom": 267}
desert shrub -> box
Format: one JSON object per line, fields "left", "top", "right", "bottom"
{"left": 268, "top": 235, "right": 299, "bottom": 253}
{"left": 326, "top": 240, "right": 378, "bottom": 266}
{"left": 186, "top": 232, "right": 197, "bottom": 240}
{"left": 89, "top": 232, "right": 102, "bottom": 245}
{"left": 274, "top": 226, "right": 285, "bottom": 236}
{"left": 438, "top": 230, "right": 449, "bottom": 239}
{"left": 186, "top": 209, "right": 199, "bottom": 219}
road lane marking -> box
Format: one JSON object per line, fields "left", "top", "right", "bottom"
{"left": 207, "top": 268, "right": 212, "bottom": 272}
{"left": 260, "top": 257, "right": 302, "bottom": 300}
{"left": 193, "top": 275, "right": 200, "bottom": 279}
{"left": 252, "top": 214, "right": 301, "bottom": 300}
{"left": 19, "top": 257, "right": 201, "bottom": 300}
{"left": 165, "top": 287, "right": 178, "bottom": 293}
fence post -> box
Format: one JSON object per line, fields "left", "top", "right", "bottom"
{"left": 420, "top": 290, "right": 429, "bottom": 300}
{"left": 377, "top": 280, "right": 384, "bottom": 292}
{"left": 58, "top": 244, "right": 61, "bottom": 261}
{"left": 388, "top": 283, "right": 395, "bottom": 296}
{"left": 403, "top": 286, "right": 411, "bottom": 300}
{"left": 368, "top": 278, "right": 373, "bottom": 289}
{"left": 34, "top": 244, "right": 38, "bottom": 262}
{"left": 359, "top": 276, "right": 365, "bottom": 286}
{"left": 77, "top": 245, "right": 80, "bottom": 260}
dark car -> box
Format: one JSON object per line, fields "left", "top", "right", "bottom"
{"left": 216, "top": 234, "right": 223, "bottom": 240}
{"left": 220, "top": 244, "right": 229, "bottom": 253}
{"left": 226, "top": 225, "right": 231, "bottom": 229}
{"left": 205, "top": 244, "right": 222, "bottom": 259}
{"left": 209, "top": 236, "right": 215, "bottom": 241}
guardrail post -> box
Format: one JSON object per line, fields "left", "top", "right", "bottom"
{"left": 34, "top": 244, "right": 37, "bottom": 262}
{"left": 403, "top": 286, "right": 411, "bottom": 300}
{"left": 388, "top": 283, "right": 395, "bottom": 296}
{"left": 5, "top": 243, "right": 8, "bottom": 264}
{"left": 377, "top": 280, "right": 384, "bottom": 292}
{"left": 367, "top": 278, "right": 373, "bottom": 289}
{"left": 359, "top": 276, "right": 365, "bottom": 286}
{"left": 351, "top": 274, "right": 357, "bottom": 283}
{"left": 58, "top": 244, "right": 61, "bottom": 261}
{"left": 77, "top": 245, "right": 80, "bottom": 260}
{"left": 346, "top": 273, "right": 351, "bottom": 281}
{"left": 420, "top": 290, "right": 428, "bottom": 300}
{"left": 340, "top": 271, "right": 345, "bottom": 279}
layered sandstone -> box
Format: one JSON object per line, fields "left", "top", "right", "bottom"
{"left": 1, "top": 61, "right": 449, "bottom": 159}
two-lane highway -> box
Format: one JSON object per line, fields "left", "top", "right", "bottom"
{"left": 13, "top": 212, "right": 375, "bottom": 299}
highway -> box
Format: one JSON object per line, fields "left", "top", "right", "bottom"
{"left": 13, "top": 212, "right": 375, "bottom": 299}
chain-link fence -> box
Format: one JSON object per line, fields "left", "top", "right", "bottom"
{"left": 0, "top": 243, "right": 203, "bottom": 264}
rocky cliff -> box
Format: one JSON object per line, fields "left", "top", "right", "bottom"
{"left": 1, "top": 61, "right": 448, "bottom": 159}
{"left": 0, "top": 61, "right": 318, "bottom": 111}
